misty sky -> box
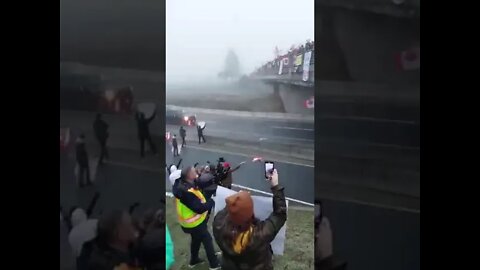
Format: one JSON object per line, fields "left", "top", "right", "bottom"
{"left": 166, "top": 0, "right": 314, "bottom": 83}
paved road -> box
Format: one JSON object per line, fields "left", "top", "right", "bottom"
{"left": 323, "top": 199, "right": 420, "bottom": 270}
{"left": 60, "top": 149, "right": 164, "bottom": 218}
{"left": 165, "top": 145, "right": 314, "bottom": 204}
{"left": 166, "top": 113, "right": 314, "bottom": 145}
{"left": 166, "top": 110, "right": 419, "bottom": 150}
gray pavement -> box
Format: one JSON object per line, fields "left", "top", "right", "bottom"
{"left": 323, "top": 199, "right": 420, "bottom": 270}
{"left": 165, "top": 145, "right": 314, "bottom": 204}
{"left": 60, "top": 148, "right": 164, "bottom": 218}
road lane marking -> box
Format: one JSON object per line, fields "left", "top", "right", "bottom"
{"left": 320, "top": 195, "right": 420, "bottom": 213}
{"left": 318, "top": 115, "right": 418, "bottom": 125}
{"left": 232, "top": 184, "right": 314, "bottom": 207}
{"left": 185, "top": 145, "right": 314, "bottom": 167}
{"left": 271, "top": 126, "right": 314, "bottom": 131}
{"left": 104, "top": 160, "right": 163, "bottom": 173}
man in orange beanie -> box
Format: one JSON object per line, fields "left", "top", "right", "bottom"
{"left": 212, "top": 169, "right": 287, "bottom": 270}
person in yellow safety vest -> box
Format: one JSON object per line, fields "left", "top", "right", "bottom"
{"left": 172, "top": 166, "right": 221, "bottom": 270}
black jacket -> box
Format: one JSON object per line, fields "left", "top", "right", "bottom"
{"left": 136, "top": 228, "right": 166, "bottom": 270}
{"left": 179, "top": 127, "right": 186, "bottom": 138}
{"left": 76, "top": 141, "right": 89, "bottom": 165}
{"left": 197, "top": 125, "right": 204, "bottom": 136}
{"left": 197, "top": 172, "right": 217, "bottom": 192}
{"left": 172, "top": 138, "right": 178, "bottom": 147}
{"left": 136, "top": 113, "right": 153, "bottom": 138}
{"left": 212, "top": 185, "right": 287, "bottom": 270}
{"left": 83, "top": 239, "right": 138, "bottom": 270}
{"left": 93, "top": 119, "right": 109, "bottom": 140}
{"left": 315, "top": 255, "right": 347, "bottom": 270}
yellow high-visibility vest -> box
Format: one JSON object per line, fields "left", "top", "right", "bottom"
{"left": 175, "top": 188, "right": 207, "bottom": 228}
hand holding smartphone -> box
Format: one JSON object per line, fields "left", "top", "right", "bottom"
{"left": 264, "top": 161, "right": 274, "bottom": 179}
{"left": 264, "top": 161, "right": 278, "bottom": 187}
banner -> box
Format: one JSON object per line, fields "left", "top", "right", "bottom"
{"left": 137, "top": 102, "right": 156, "bottom": 120}
{"left": 278, "top": 59, "right": 284, "bottom": 75}
{"left": 214, "top": 186, "right": 288, "bottom": 255}
{"left": 302, "top": 51, "right": 312, "bottom": 81}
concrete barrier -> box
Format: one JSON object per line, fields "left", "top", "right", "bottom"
{"left": 166, "top": 105, "right": 314, "bottom": 123}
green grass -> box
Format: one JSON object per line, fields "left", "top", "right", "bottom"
{"left": 166, "top": 199, "right": 314, "bottom": 270}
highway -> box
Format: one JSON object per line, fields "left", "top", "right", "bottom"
{"left": 60, "top": 148, "right": 164, "bottom": 218}
{"left": 323, "top": 199, "right": 420, "bottom": 270}
{"left": 166, "top": 108, "right": 419, "bottom": 149}
{"left": 165, "top": 145, "right": 314, "bottom": 204}
{"left": 167, "top": 113, "right": 314, "bottom": 146}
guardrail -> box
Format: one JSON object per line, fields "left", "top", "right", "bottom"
{"left": 166, "top": 184, "right": 314, "bottom": 207}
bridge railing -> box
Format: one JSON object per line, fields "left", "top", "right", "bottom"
{"left": 251, "top": 46, "right": 315, "bottom": 84}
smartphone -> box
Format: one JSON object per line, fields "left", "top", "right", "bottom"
{"left": 264, "top": 161, "right": 275, "bottom": 179}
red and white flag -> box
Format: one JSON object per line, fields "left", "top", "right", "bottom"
{"left": 305, "top": 96, "right": 315, "bottom": 109}
{"left": 396, "top": 47, "right": 420, "bottom": 71}
{"left": 252, "top": 156, "right": 263, "bottom": 162}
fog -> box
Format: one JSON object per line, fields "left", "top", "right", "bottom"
{"left": 166, "top": 0, "right": 314, "bottom": 84}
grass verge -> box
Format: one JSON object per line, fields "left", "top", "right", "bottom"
{"left": 166, "top": 198, "right": 314, "bottom": 270}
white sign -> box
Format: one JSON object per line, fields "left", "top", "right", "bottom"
{"left": 302, "top": 51, "right": 312, "bottom": 81}
{"left": 214, "top": 186, "right": 288, "bottom": 255}
{"left": 198, "top": 121, "right": 206, "bottom": 129}
{"left": 137, "top": 102, "right": 156, "bottom": 119}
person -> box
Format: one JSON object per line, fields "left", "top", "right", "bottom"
{"left": 136, "top": 208, "right": 165, "bottom": 270}
{"left": 166, "top": 225, "right": 174, "bottom": 270}
{"left": 68, "top": 208, "right": 99, "bottom": 269}
{"left": 197, "top": 165, "right": 217, "bottom": 201}
{"left": 76, "top": 134, "right": 92, "bottom": 187}
{"left": 135, "top": 111, "right": 157, "bottom": 158}
{"left": 179, "top": 126, "right": 186, "bottom": 147}
{"left": 93, "top": 113, "right": 109, "bottom": 165}
{"left": 172, "top": 134, "right": 179, "bottom": 157}
{"left": 167, "top": 159, "right": 183, "bottom": 187}
{"left": 172, "top": 167, "right": 220, "bottom": 270}
{"left": 168, "top": 165, "right": 182, "bottom": 187}
{"left": 212, "top": 169, "right": 286, "bottom": 270}
{"left": 219, "top": 162, "right": 242, "bottom": 190}
{"left": 85, "top": 210, "right": 139, "bottom": 270}
{"left": 60, "top": 210, "right": 77, "bottom": 270}
{"left": 197, "top": 124, "right": 206, "bottom": 144}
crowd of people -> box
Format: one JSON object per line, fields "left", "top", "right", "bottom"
{"left": 74, "top": 110, "right": 159, "bottom": 187}
{"left": 253, "top": 39, "right": 315, "bottom": 76}
{"left": 169, "top": 123, "right": 207, "bottom": 157}
{"left": 60, "top": 192, "right": 166, "bottom": 270}
{"left": 167, "top": 157, "right": 287, "bottom": 270}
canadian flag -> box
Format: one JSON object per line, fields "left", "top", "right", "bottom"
{"left": 305, "top": 96, "right": 315, "bottom": 109}
{"left": 396, "top": 47, "right": 420, "bottom": 71}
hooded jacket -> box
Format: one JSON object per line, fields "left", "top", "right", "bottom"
{"left": 212, "top": 185, "right": 287, "bottom": 270}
